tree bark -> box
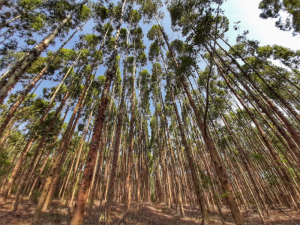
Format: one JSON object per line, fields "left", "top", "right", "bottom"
{"left": 0, "top": 0, "right": 88, "bottom": 103}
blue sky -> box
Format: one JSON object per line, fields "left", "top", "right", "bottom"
{"left": 222, "top": 0, "right": 299, "bottom": 48}
{"left": 10, "top": 0, "right": 299, "bottom": 133}
{"left": 26, "top": 0, "right": 300, "bottom": 99}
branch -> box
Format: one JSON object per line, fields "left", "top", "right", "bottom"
{"left": 204, "top": 6, "right": 219, "bottom": 136}
{"left": 203, "top": 58, "right": 213, "bottom": 136}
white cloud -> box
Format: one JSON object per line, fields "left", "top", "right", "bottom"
{"left": 222, "top": 0, "right": 299, "bottom": 49}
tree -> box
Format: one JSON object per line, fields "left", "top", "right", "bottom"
{"left": 1, "top": 1, "right": 300, "bottom": 225}
{"left": 259, "top": 0, "right": 300, "bottom": 35}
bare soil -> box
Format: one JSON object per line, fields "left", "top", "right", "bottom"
{"left": 0, "top": 194, "right": 299, "bottom": 225}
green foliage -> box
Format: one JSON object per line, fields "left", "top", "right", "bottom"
{"left": 26, "top": 56, "right": 47, "bottom": 74}
{"left": 26, "top": 39, "right": 37, "bottom": 45}
{"left": 265, "top": 173, "right": 278, "bottom": 186}
{"left": 29, "top": 14, "right": 46, "bottom": 31}
{"left": 148, "top": 41, "right": 160, "bottom": 61}
{"left": 0, "top": 152, "right": 11, "bottom": 176}
{"left": 128, "top": 9, "right": 141, "bottom": 24}
{"left": 80, "top": 5, "right": 91, "bottom": 21}
{"left": 20, "top": 0, "right": 42, "bottom": 10}
{"left": 221, "top": 191, "right": 230, "bottom": 198}
{"left": 250, "top": 152, "right": 264, "bottom": 162}
{"left": 147, "top": 25, "right": 162, "bottom": 41}
{"left": 259, "top": 0, "right": 300, "bottom": 34}
{"left": 59, "top": 48, "right": 77, "bottom": 61}
{"left": 93, "top": 5, "right": 109, "bottom": 21}
{"left": 199, "top": 171, "right": 211, "bottom": 189}
{"left": 84, "top": 34, "right": 99, "bottom": 47}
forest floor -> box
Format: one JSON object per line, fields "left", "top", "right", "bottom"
{"left": 0, "top": 194, "right": 300, "bottom": 225}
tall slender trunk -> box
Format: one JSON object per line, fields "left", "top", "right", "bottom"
{"left": 11, "top": 89, "right": 72, "bottom": 209}
{"left": 33, "top": 72, "right": 93, "bottom": 223}
{"left": 3, "top": 137, "right": 34, "bottom": 202}
{"left": 0, "top": 0, "right": 88, "bottom": 103}
{"left": 125, "top": 38, "right": 137, "bottom": 210}
{"left": 215, "top": 60, "right": 300, "bottom": 164}
{"left": 221, "top": 114, "right": 269, "bottom": 216}
{"left": 212, "top": 40, "right": 300, "bottom": 123}
{"left": 70, "top": 132, "right": 91, "bottom": 207}
{"left": 0, "top": 0, "right": 50, "bottom": 30}
{"left": 105, "top": 64, "right": 127, "bottom": 223}
{"left": 0, "top": 27, "right": 84, "bottom": 137}
{"left": 157, "top": 22, "right": 244, "bottom": 223}
{"left": 70, "top": 2, "right": 126, "bottom": 223}
{"left": 65, "top": 105, "right": 95, "bottom": 206}
{"left": 43, "top": 79, "right": 93, "bottom": 211}
{"left": 170, "top": 90, "right": 207, "bottom": 219}
{"left": 88, "top": 77, "right": 117, "bottom": 210}
{"left": 28, "top": 152, "right": 51, "bottom": 197}
{"left": 210, "top": 44, "right": 300, "bottom": 151}
{"left": 0, "top": 118, "right": 15, "bottom": 146}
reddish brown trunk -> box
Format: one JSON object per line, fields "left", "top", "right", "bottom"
{"left": 14, "top": 91, "right": 70, "bottom": 209}
{"left": 210, "top": 45, "right": 300, "bottom": 151}
{"left": 170, "top": 91, "right": 207, "bottom": 217}
{"left": 158, "top": 24, "right": 243, "bottom": 223}
{"left": 213, "top": 41, "right": 300, "bottom": 124}
{"left": 125, "top": 64, "right": 137, "bottom": 210}
{"left": 29, "top": 152, "right": 51, "bottom": 197}
{"left": 43, "top": 95, "right": 84, "bottom": 210}
{"left": 3, "top": 137, "right": 34, "bottom": 202}
{"left": 0, "top": 118, "right": 15, "bottom": 145}
{"left": 70, "top": 69, "right": 114, "bottom": 225}
{"left": 0, "top": 0, "right": 88, "bottom": 103}
{"left": 105, "top": 74, "right": 126, "bottom": 222}
{"left": 215, "top": 61, "right": 300, "bottom": 164}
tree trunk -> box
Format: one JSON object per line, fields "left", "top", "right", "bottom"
{"left": 0, "top": 118, "right": 15, "bottom": 146}
{"left": 105, "top": 67, "right": 127, "bottom": 223}
{"left": 0, "top": 0, "right": 88, "bottom": 103}
{"left": 125, "top": 39, "right": 137, "bottom": 210}
{"left": 170, "top": 91, "right": 207, "bottom": 219}
{"left": 157, "top": 22, "right": 244, "bottom": 223}
{"left": 3, "top": 137, "right": 34, "bottom": 202}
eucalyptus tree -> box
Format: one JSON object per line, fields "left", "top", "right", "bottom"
{"left": 259, "top": 0, "right": 300, "bottom": 35}
{"left": 146, "top": 11, "right": 220, "bottom": 223}
{"left": 1, "top": 0, "right": 300, "bottom": 224}
{"left": 0, "top": 0, "right": 91, "bottom": 104}
{"left": 105, "top": 9, "right": 141, "bottom": 219}
{"left": 0, "top": 93, "right": 36, "bottom": 145}
{"left": 0, "top": 93, "right": 38, "bottom": 152}
{"left": 148, "top": 42, "right": 174, "bottom": 208}
{"left": 168, "top": 1, "right": 262, "bottom": 224}
{"left": 11, "top": 101, "right": 70, "bottom": 211}
{"left": 196, "top": 65, "right": 271, "bottom": 221}
{"left": 32, "top": 32, "right": 102, "bottom": 223}
{"left": 213, "top": 58, "right": 300, "bottom": 208}
{"left": 70, "top": 1, "right": 130, "bottom": 224}
{"left": 62, "top": 73, "right": 105, "bottom": 205}
{"left": 154, "top": 60, "right": 187, "bottom": 216}
{"left": 105, "top": 58, "right": 126, "bottom": 224}
{"left": 0, "top": 0, "right": 49, "bottom": 30}
{"left": 2, "top": 95, "right": 54, "bottom": 202}
{"left": 125, "top": 25, "right": 147, "bottom": 210}
{"left": 0, "top": 40, "right": 82, "bottom": 138}
{"left": 0, "top": 39, "right": 88, "bottom": 205}
{"left": 171, "top": 0, "right": 300, "bottom": 215}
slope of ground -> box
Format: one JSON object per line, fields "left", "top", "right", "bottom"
{"left": 0, "top": 194, "right": 299, "bottom": 225}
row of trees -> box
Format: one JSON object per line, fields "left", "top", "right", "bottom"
{"left": 0, "top": 0, "right": 299, "bottom": 225}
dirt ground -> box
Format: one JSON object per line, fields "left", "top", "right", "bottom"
{"left": 0, "top": 194, "right": 299, "bottom": 225}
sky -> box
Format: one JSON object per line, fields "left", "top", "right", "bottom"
{"left": 31, "top": 0, "right": 300, "bottom": 96}
{"left": 222, "top": 0, "right": 299, "bottom": 48}
{"left": 8, "top": 0, "right": 300, "bottom": 132}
